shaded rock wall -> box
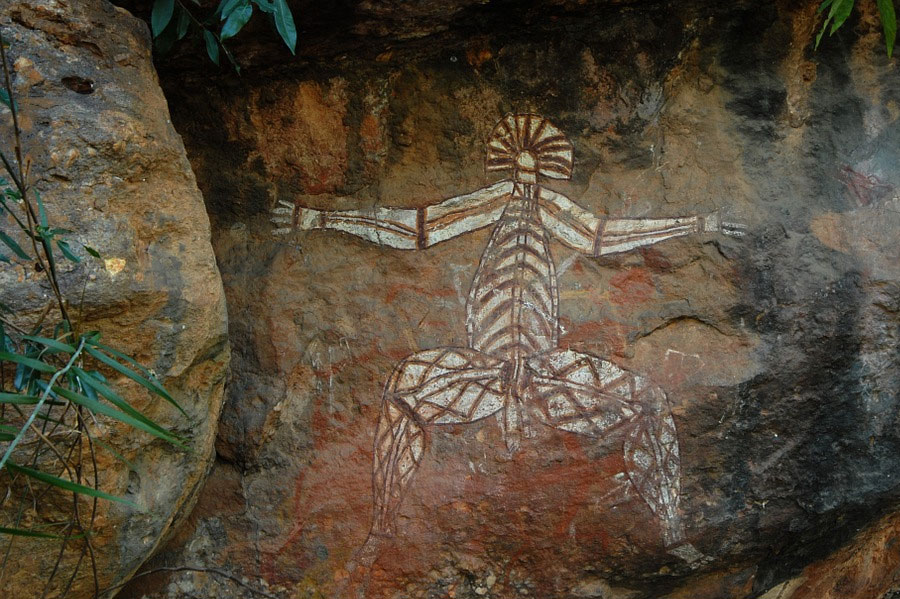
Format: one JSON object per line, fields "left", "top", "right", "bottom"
{"left": 128, "top": 0, "right": 897, "bottom": 598}
{"left": 0, "top": 1, "right": 228, "bottom": 597}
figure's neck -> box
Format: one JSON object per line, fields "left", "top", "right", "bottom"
{"left": 512, "top": 181, "right": 538, "bottom": 199}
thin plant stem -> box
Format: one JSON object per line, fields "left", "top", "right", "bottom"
{"left": 0, "top": 339, "right": 86, "bottom": 473}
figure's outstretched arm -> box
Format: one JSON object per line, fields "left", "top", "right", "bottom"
{"left": 271, "top": 180, "right": 514, "bottom": 249}
{"left": 537, "top": 188, "right": 744, "bottom": 256}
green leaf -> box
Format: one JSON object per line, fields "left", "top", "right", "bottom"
{"left": 21, "top": 334, "right": 76, "bottom": 354}
{"left": 56, "top": 239, "right": 81, "bottom": 263}
{"left": 273, "top": 0, "right": 297, "bottom": 54}
{"left": 816, "top": 17, "right": 833, "bottom": 49}
{"left": 5, "top": 461, "right": 137, "bottom": 508}
{"left": 221, "top": 2, "right": 252, "bottom": 40}
{"left": 0, "top": 253, "right": 8, "bottom": 264}
{"left": 154, "top": 11, "right": 181, "bottom": 55}
{"left": 830, "top": 0, "right": 855, "bottom": 34}
{"left": 176, "top": 7, "right": 191, "bottom": 40}
{"left": 203, "top": 30, "right": 220, "bottom": 65}
{"left": 84, "top": 245, "right": 101, "bottom": 258}
{"left": 0, "top": 230, "right": 29, "bottom": 260}
{"left": 816, "top": 0, "right": 842, "bottom": 48}
{"left": 252, "top": 0, "right": 275, "bottom": 14}
{"left": 818, "top": 0, "right": 836, "bottom": 14}
{"left": 0, "top": 351, "right": 56, "bottom": 373}
{"left": 0, "top": 88, "right": 12, "bottom": 109}
{"left": 218, "top": 0, "right": 246, "bottom": 20}
{"left": 877, "top": 0, "right": 897, "bottom": 57}
{"left": 151, "top": 0, "right": 176, "bottom": 37}
{"left": 52, "top": 385, "right": 188, "bottom": 449}
{"left": 84, "top": 346, "right": 186, "bottom": 416}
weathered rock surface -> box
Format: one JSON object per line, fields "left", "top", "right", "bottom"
{"left": 0, "top": 1, "right": 228, "bottom": 597}
{"left": 126, "top": 1, "right": 898, "bottom": 598}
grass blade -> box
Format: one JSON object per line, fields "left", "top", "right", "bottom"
{"left": 0, "top": 230, "right": 28, "bottom": 259}
{"left": 0, "top": 351, "right": 56, "bottom": 373}
{"left": 0, "top": 392, "right": 40, "bottom": 404}
{"left": 21, "top": 334, "right": 76, "bottom": 354}
{"left": 84, "top": 346, "right": 186, "bottom": 417}
{"left": 877, "top": 0, "right": 897, "bottom": 57}
{"left": 5, "top": 462, "right": 137, "bottom": 508}
{"left": 52, "top": 385, "right": 187, "bottom": 449}
{"left": 72, "top": 367, "right": 173, "bottom": 434}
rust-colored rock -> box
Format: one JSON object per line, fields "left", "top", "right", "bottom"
{"left": 112, "top": 0, "right": 900, "bottom": 598}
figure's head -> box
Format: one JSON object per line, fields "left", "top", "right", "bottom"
{"left": 486, "top": 113, "right": 573, "bottom": 184}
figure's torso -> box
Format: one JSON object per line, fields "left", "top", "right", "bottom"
{"left": 466, "top": 184, "right": 559, "bottom": 365}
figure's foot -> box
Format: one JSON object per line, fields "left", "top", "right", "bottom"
{"left": 348, "top": 532, "right": 385, "bottom": 572}
{"left": 667, "top": 543, "right": 713, "bottom": 569}
{"left": 335, "top": 533, "right": 388, "bottom": 598}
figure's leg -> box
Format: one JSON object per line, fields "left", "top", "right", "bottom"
{"left": 370, "top": 347, "right": 507, "bottom": 536}
{"left": 371, "top": 383, "right": 425, "bottom": 535}
{"left": 623, "top": 385, "right": 683, "bottom": 547}
{"left": 526, "top": 349, "right": 684, "bottom": 546}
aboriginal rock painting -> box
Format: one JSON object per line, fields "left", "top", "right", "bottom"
{"left": 271, "top": 114, "right": 744, "bottom": 562}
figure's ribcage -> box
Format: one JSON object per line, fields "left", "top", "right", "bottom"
{"left": 466, "top": 196, "right": 559, "bottom": 360}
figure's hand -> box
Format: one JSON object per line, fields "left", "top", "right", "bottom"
{"left": 271, "top": 200, "right": 300, "bottom": 236}
{"left": 702, "top": 210, "right": 746, "bottom": 238}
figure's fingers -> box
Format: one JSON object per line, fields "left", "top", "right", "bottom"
{"left": 272, "top": 201, "right": 298, "bottom": 236}
{"left": 720, "top": 221, "right": 746, "bottom": 237}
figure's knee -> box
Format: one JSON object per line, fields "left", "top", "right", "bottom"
{"left": 632, "top": 378, "right": 671, "bottom": 416}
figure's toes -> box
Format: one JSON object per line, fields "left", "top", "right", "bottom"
{"left": 667, "top": 543, "right": 711, "bottom": 569}
{"left": 721, "top": 221, "right": 747, "bottom": 237}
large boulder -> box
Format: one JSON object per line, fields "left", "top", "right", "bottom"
{"left": 0, "top": 1, "right": 228, "bottom": 597}
{"left": 128, "top": 1, "right": 898, "bottom": 598}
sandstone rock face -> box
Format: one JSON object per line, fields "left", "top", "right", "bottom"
{"left": 0, "top": 1, "right": 228, "bottom": 597}
{"left": 129, "top": 1, "right": 897, "bottom": 598}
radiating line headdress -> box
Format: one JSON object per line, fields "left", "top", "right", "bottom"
{"left": 485, "top": 113, "right": 574, "bottom": 183}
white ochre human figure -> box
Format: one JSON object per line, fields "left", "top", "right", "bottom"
{"left": 272, "top": 114, "right": 744, "bottom": 570}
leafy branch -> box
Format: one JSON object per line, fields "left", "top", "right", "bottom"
{"left": 0, "top": 31, "right": 189, "bottom": 597}
{"left": 150, "top": 0, "right": 298, "bottom": 72}
{"left": 817, "top": 0, "right": 897, "bottom": 58}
